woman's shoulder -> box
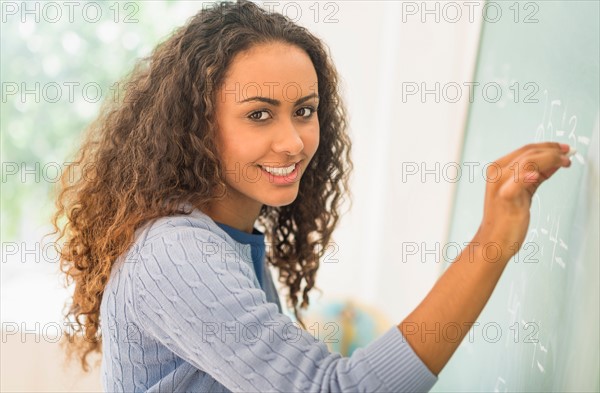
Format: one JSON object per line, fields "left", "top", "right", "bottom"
{"left": 114, "top": 206, "right": 254, "bottom": 282}
{"left": 113, "top": 206, "right": 235, "bottom": 273}
{"left": 135, "top": 206, "right": 229, "bottom": 248}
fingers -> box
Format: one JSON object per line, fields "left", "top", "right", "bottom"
{"left": 518, "top": 147, "right": 571, "bottom": 176}
{"left": 495, "top": 142, "right": 567, "bottom": 168}
{"left": 514, "top": 145, "right": 572, "bottom": 196}
{"left": 480, "top": 142, "right": 573, "bottom": 249}
{"left": 492, "top": 142, "right": 573, "bottom": 200}
{"left": 518, "top": 151, "right": 569, "bottom": 175}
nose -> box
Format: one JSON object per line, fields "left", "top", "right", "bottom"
{"left": 272, "top": 118, "right": 304, "bottom": 156}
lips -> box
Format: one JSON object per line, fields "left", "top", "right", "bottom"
{"left": 258, "top": 161, "right": 301, "bottom": 169}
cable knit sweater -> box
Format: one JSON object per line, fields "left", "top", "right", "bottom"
{"left": 99, "top": 207, "right": 438, "bottom": 392}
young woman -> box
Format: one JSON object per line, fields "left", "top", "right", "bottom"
{"left": 52, "top": 1, "right": 573, "bottom": 391}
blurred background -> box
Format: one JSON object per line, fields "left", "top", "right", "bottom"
{"left": 1, "top": 0, "right": 482, "bottom": 390}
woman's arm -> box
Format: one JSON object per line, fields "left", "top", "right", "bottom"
{"left": 399, "top": 142, "right": 573, "bottom": 375}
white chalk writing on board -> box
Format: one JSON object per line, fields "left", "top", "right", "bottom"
{"left": 535, "top": 90, "right": 584, "bottom": 164}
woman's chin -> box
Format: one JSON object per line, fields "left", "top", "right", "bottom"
{"left": 261, "top": 192, "right": 299, "bottom": 208}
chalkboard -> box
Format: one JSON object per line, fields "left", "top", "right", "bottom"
{"left": 432, "top": 1, "right": 599, "bottom": 392}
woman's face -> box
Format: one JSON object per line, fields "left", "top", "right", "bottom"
{"left": 213, "top": 41, "right": 320, "bottom": 227}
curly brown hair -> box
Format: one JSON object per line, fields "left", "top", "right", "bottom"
{"left": 51, "top": 0, "right": 353, "bottom": 372}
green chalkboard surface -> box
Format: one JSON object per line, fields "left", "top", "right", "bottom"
{"left": 432, "top": 1, "right": 599, "bottom": 392}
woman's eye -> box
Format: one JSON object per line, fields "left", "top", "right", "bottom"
{"left": 249, "top": 107, "right": 316, "bottom": 121}
{"left": 249, "top": 110, "right": 271, "bottom": 121}
{"left": 296, "top": 106, "right": 316, "bottom": 118}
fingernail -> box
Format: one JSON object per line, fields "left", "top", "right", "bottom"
{"left": 559, "top": 143, "right": 570, "bottom": 153}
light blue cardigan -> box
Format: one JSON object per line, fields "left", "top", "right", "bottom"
{"left": 99, "top": 207, "right": 438, "bottom": 392}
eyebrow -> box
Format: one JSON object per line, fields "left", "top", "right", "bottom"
{"left": 239, "top": 93, "right": 319, "bottom": 106}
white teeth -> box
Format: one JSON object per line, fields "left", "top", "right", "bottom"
{"left": 261, "top": 163, "right": 296, "bottom": 176}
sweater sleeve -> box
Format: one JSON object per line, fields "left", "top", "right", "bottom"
{"left": 130, "top": 226, "right": 438, "bottom": 393}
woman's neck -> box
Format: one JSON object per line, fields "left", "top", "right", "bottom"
{"left": 200, "top": 200, "right": 261, "bottom": 234}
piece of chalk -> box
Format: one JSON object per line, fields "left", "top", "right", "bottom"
{"left": 567, "top": 147, "right": 577, "bottom": 157}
